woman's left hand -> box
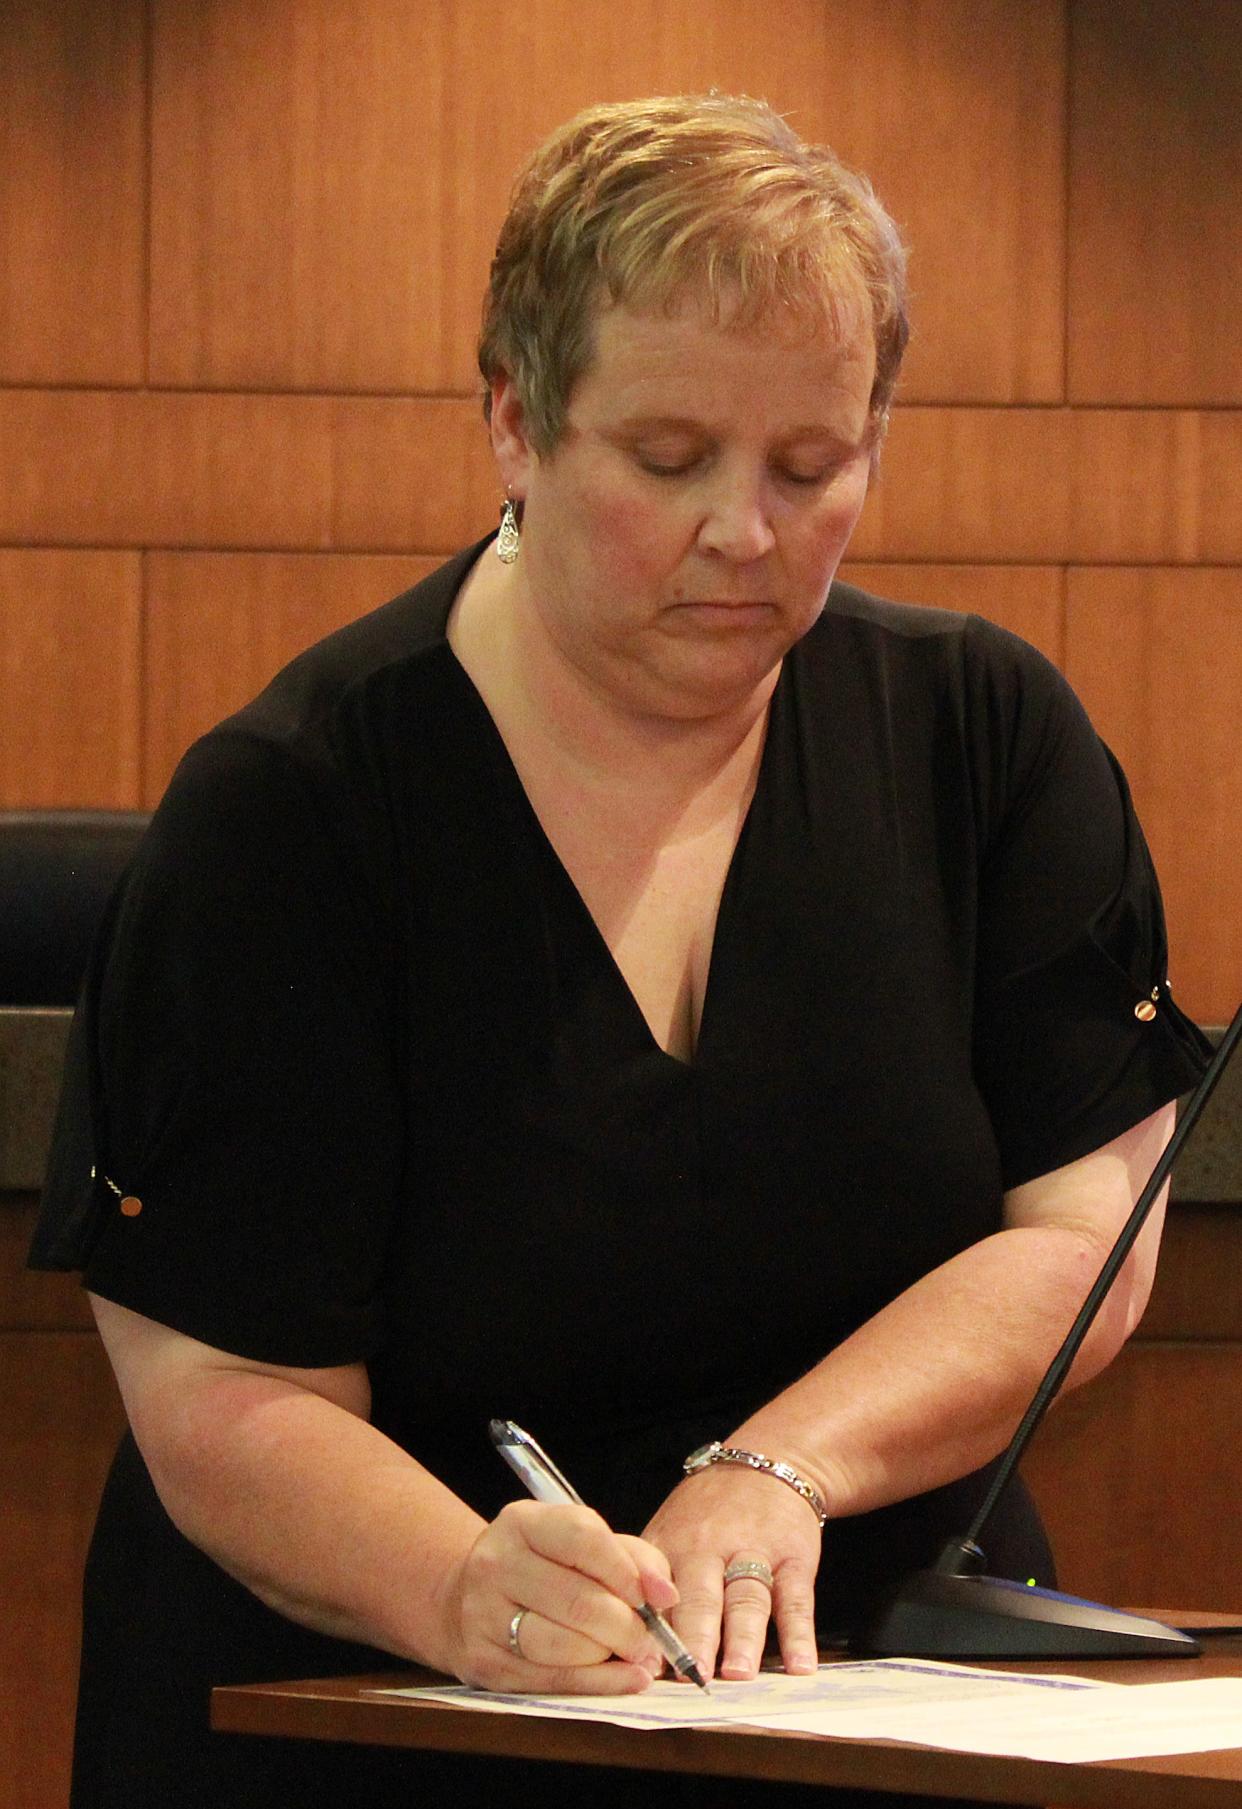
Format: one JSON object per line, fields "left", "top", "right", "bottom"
{"left": 642, "top": 1464, "right": 823, "bottom": 1682}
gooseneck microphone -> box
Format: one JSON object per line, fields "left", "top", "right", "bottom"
{"left": 853, "top": 999, "right": 1242, "bottom": 1661}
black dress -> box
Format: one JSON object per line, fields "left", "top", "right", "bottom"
{"left": 32, "top": 538, "right": 1210, "bottom": 1808}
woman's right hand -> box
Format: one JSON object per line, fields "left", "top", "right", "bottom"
{"left": 444, "top": 1500, "right": 678, "bottom": 1693}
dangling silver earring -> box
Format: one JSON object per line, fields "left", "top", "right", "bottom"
{"left": 497, "top": 497, "right": 520, "bottom": 564}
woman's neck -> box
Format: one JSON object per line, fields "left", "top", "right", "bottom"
{"left": 447, "top": 553, "right": 777, "bottom": 813}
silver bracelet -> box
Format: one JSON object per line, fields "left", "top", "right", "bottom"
{"left": 683, "top": 1441, "right": 828, "bottom": 1528}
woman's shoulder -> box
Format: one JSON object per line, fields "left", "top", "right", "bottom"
{"left": 166, "top": 539, "right": 487, "bottom": 795}
{"left": 823, "top": 576, "right": 972, "bottom": 641}
{"left": 823, "top": 577, "right": 1047, "bottom": 664}
{"left": 221, "top": 539, "right": 485, "bottom": 752}
{"left": 140, "top": 541, "right": 489, "bottom": 885}
{"left": 817, "top": 576, "right": 1071, "bottom": 713}
{"left": 807, "top": 578, "right": 1104, "bottom": 839}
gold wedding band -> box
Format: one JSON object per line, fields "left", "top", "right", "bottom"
{"left": 723, "top": 1559, "right": 775, "bottom": 1589}
{"left": 507, "top": 1607, "right": 530, "bottom": 1658}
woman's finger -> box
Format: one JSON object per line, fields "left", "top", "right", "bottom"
{"left": 459, "top": 1618, "right": 657, "bottom": 1696}
{"left": 615, "top": 1532, "right": 679, "bottom": 1611}
{"left": 501, "top": 1604, "right": 613, "bottom": 1670}
{"left": 504, "top": 1501, "right": 650, "bottom": 1610}
{"left": 719, "top": 1555, "right": 819, "bottom": 1680}
{"left": 663, "top": 1550, "right": 725, "bottom": 1681}
{"left": 512, "top": 1658, "right": 660, "bottom": 1696}
{"left": 459, "top": 1503, "right": 665, "bottom": 1681}
{"left": 770, "top": 1566, "right": 819, "bottom": 1676}
{"left": 489, "top": 1546, "right": 660, "bottom": 1665}
{"left": 718, "top": 1550, "right": 775, "bottom": 1680}
{"left": 643, "top": 1463, "right": 825, "bottom": 1681}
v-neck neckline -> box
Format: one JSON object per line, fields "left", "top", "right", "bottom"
{"left": 439, "top": 634, "right": 783, "bottom": 1073}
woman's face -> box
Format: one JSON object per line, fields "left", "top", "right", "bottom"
{"left": 493, "top": 293, "right": 878, "bottom": 720}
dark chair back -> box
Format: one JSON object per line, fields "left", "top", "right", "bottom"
{"left": 0, "top": 810, "right": 150, "bottom": 1007}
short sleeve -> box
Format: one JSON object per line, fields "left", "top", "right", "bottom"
{"left": 29, "top": 728, "right": 403, "bottom": 1367}
{"left": 967, "top": 624, "right": 1212, "bottom": 1188}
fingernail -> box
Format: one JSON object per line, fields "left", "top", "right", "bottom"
{"left": 641, "top": 1569, "right": 677, "bottom": 1607}
{"left": 787, "top": 1649, "right": 817, "bottom": 1674}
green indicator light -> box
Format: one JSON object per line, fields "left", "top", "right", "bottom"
{"left": 1026, "top": 1577, "right": 1037, "bottom": 1587}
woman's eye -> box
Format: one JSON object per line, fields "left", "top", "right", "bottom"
{"left": 638, "top": 456, "right": 699, "bottom": 478}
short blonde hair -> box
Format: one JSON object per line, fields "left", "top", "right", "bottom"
{"left": 478, "top": 94, "right": 908, "bottom": 455}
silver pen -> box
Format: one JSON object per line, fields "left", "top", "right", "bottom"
{"left": 488, "top": 1418, "right": 710, "bottom": 1692}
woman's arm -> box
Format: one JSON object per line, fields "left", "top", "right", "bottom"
{"left": 90, "top": 1295, "right": 675, "bottom": 1694}
{"left": 644, "top": 1103, "right": 1175, "bottom": 1682}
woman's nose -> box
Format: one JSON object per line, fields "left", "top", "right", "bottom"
{"left": 696, "top": 475, "right": 777, "bottom": 563}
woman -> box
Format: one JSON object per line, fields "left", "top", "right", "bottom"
{"left": 33, "top": 95, "right": 1209, "bottom": 1807}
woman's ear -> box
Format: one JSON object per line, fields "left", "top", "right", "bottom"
{"left": 489, "top": 375, "right": 534, "bottom": 498}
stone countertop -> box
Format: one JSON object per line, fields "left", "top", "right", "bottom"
{"left": 2, "top": 1008, "right": 1240, "bottom": 1201}
{"left": 1, "top": 1009, "right": 74, "bottom": 1194}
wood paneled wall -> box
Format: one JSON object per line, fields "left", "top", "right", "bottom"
{"left": 2, "top": 0, "right": 1239, "bottom": 1019}
{"left": 2, "top": 5, "right": 1240, "bottom": 1805}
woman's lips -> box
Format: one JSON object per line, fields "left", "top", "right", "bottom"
{"left": 667, "top": 599, "right": 776, "bottom": 627}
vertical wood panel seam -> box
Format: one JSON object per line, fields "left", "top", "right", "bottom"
{"left": 142, "top": 0, "right": 153, "bottom": 391}
{"left": 139, "top": 549, "right": 151, "bottom": 806}
{"left": 139, "top": 0, "right": 152, "bottom": 805}
{"left": 1061, "top": 0, "right": 1073, "bottom": 407}
{"left": 1057, "top": 564, "right": 1068, "bottom": 670}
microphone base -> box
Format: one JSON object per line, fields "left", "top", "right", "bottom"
{"left": 852, "top": 1570, "right": 1202, "bottom": 1660}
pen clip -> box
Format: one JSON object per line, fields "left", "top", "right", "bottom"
{"left": 489, "top": 1419, "right": 586, "bottom": 1506}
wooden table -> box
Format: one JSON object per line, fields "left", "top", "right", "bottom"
{"left": 213, "top": 1616, "right": 1242, "bottom": 1807}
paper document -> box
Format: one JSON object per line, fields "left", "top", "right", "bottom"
{"left": 747, "top": 1673, "right": 1242, "bottom": 1763}
{"left": 379, "top": 1662, "right": 870, "bottom": 1728}
{"left": 378, "top": 1658, "right": 1102, "bottom": 1731}
{"left": 378, "top": 1658, "right": 1242, "bottom": 1759}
